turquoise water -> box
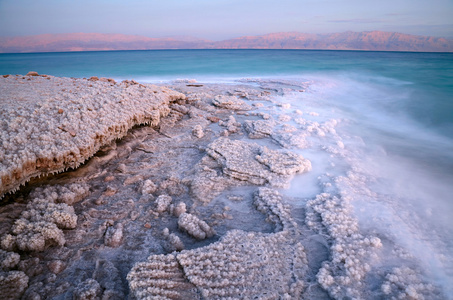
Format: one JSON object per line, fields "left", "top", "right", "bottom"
{"left": 1, "top": 50, "right": 453, "bottom": 295}
{"left": 1, "top": 50, "right": 452, "bottom": 137}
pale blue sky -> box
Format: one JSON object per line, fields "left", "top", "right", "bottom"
{"left": 0, "top": 0, "right": 452, "bottom": 39}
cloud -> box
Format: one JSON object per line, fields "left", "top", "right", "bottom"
{"left": 328, "top": 18, "right": 383, "bottom": 24}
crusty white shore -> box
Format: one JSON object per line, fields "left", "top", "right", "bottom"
{"left": 0, "top": 76, "right": 441, "bottom": 299}
{"left": 0, "top": 74, "right": 184, "bottom": 198}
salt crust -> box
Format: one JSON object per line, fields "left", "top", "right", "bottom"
{"left": 1, "top": 183, "right": 86, "bottom": 252}
{"left": 190, "top": 137, "right": 311, "bottom": 204}
{"left": 155, "top": 195, "right": 172, "bottom": 213}
{"left": 178, "top": 213, "right": 215, "bottom": 240}
{"left": 208, "top": 137, "right": 310, "bottom": 185}
{"left": 381, "top": 267, "right": 437, "bottom": 299}
{"left": 212, "top": 95, "right": 252, "bottom": 110}
{"left": 128, "top": 188, "right": 307, "bottom": 299}
{"left": 0, "top": 75, "right": 184, "bottom": 197}
{"left": 0, "top": 249, "right": 20, "bottom": 270}
{"left": 0, "top": 270, "right": 29, "bottom": 299}
{"left": 306, "top": 193, "right": 383, "bottom": 299}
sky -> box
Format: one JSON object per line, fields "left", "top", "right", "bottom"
{"left": 0, "top": 0, "right": 452, "bottom": 40}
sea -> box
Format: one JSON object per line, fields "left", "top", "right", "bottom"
{"left": 1, "top": 49, "right": 453, "bottom": 297}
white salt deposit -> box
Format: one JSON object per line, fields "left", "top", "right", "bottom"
{"left": 0, "top": 75, "right": 451, "bottom": 299}
{"left": 0, "top": 74, "right": 184, "bottom": 198}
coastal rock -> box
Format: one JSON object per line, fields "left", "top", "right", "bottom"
{"left": 178, "top": 213, "right": 215, "bottom": 240}
{"left": 206, "top": 137, "right": 310, "bottom": 186}
{"left": 0, "top": 185, "right": 79, "bottom": 252}
{"left": 128, "top": 189, "right": 307, "bottom": 299}
{"left": 0, "top": 270, "right": 29, "bottom": 299}
{"left": 155, "top": 195, "right": 172, "bottom": 213}
{"left": 0, "top": 249, "right": 20, "bottom": 270}
{"left": 306, "top": 193, "right": 383, "bottom": 299}
{"left": 192, "top": 124, "right": 204, "bottom": 138}
{"left": 244, "top": 119, "right": 276, "bottom": 138}
{"left": 104, "top": 223, "right": 124, "bottom": 248}
{"left": 212, "top": 95, "right": 252, "bottom": 110}
{"left": 191, "top": 137, "right": 311, "bottom": 203}
{"left": 0, "top": 75, "right": 185, "bottom": 198}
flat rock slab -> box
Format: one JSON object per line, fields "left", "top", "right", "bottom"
{"left": 0, "top": 75, "right": 184, "bottom": 197}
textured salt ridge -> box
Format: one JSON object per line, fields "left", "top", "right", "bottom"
{"left": 191, "top": 137, "right": 312, "bottom": 203}
{"left": 0, "top": 74, "right": 185, "bottom": 198}
{"left": 127, "top": 188, "right": 308, "bottom": 299}
{"left": 0, "top": 79, "right": 443, "bottom": 299}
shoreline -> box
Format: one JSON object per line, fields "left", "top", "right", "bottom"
{"left": 0, "top": 74, "right": 446, "bottom": 299}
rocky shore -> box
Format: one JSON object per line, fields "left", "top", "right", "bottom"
{"left": 0, "top": 75, "right": 438, "bottom": 299}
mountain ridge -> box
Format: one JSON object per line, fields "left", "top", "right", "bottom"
{"left": 1, "top": 31, "right": 452, "bottom": 53}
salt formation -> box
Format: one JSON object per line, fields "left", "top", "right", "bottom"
{"left": 178, "top": 213, "right": 215, "bottom": 240}
{"left": 192, "top": 124, "right": 205, "bottom": 138}
{"left": 0, "top": 249, "right": 28, "bottom": 299}
{"left": 190, "top": 137, "right": 311, "bottom": 203}
{"left": 212, "top": 95, "right": 252, "bottom": 110}
{"left": 381, "top": 267, "right": 437, "bottom": 299}
{"left": 128, "top": 188, "right": 307, "bottom": 299}
{"left": 1, "top": 184, "right": 83, "bottom": 252}
{"left": 0, "top": 270, "right": 29, "bottom": 299}
{"left": 155, "top": 195, "right": 172, "bottom": 213}
{"left": 218, "top": 115, "right": 242, "bottom": 135}
{"left": 73, "top": 278, "right": 101, "bottom": 300}
{"left": 0, "top": 249, "right": 20, "bottom": 270}
{"left": 243, "top": 119, "right": 276, "bottom": 138}
{"left": 141, "top": 179, "right": 157, "bottom": 194}
{"left": 0, "top": 75, "right": 185, "bottom": 197}
{"left": 104, "top": 223, "right": 124, "bottom": 248}
{"left": 207, "top": 137, "right": 310, "bottom": 186}
{"left": 162, "top": 228, "right": 185, "bottom": 251}
{"left": 306, "top": 193, "right": 383, "bottom": 299}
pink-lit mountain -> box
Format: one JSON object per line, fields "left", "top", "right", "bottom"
{"left": 1, "top": 31, "right": 452, "bottom": 53}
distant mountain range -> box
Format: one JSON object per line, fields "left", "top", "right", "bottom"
{"left": 1, "top": 31, "right": 452, "bottom": 53}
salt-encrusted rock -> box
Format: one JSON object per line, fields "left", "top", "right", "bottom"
{"left": 2, "top": 220, "right": 65, "bottom": 252}
{"left": 20, "top": 199, "right": 78, "bottom": 229}
{"left": 206, "top": 137, "right": 310, "bottom": 186}
{"left": 178, "top": 213, "right": 215, "bottom": 240}
{"left": 1, "top": 185, "right": 79, "bottom": 252}
{"left": 212, "top": 95, "right": 251, "bottom": 110}
{"left": 155, "top": 195, "right": 172, "bottom": 213}
{"left": 74, "top": 278, "right": 101, "bottom": 300}
{"left": 244, "top": 119, "right": 276, "bottom": 138}
{"left": 141, "top": 179, "right": 157, "bottom": 194}
{"left": 256, "top": 147, "right": 312, "bottom": 175}
{"left": 28, "top": 183, "right": 90, "bottom": 205}
{"left": 47, "top": 260, "right": 66, "bottom": 274}
{"left": 163, "top": 229, "right": 185, "bottom": 252}
{"left": 192, "top": 125, "right": 204, "bottom": 138}
{"left": 191, "top": 137, "right": 311, "bottom": 203}
{"left": 381, "top": 267, "right": 438, "bottom": 299}
{"left": 253, "top": 188, "right": 297, "bottom": 232}
{"left": 306, "top": 193, "right": 383, "bottom": 299}
{"left": 128, "top": 188, "right": 308, "bottom": 299}
{"left": 129, "top": 229, "right": 307, "bottom": 299}
{"left": 219, "top": 115, "right": 241, "bottom": 134}
{"left": 127, "top": 254, "right": 199, "bottom": 299}
{"left": 91, "top": 260, "right": 125, "bottom": 299}
{"left": 26, "top": 71, "right": 39, "bottom": 76}
{"left": 0, "top": 75, "right": 185, "bottom": 197}
{"left": 171, "top": 202, "right": 187, "bottom": 217}
{"left": 0, "top": 270, "right": 29, "bottom": 299}
{"left": 0, "top": 249, "right": 20, "bottom": 270}
{"left": 104, "top": 223, "right": 124, "bottom": 248}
